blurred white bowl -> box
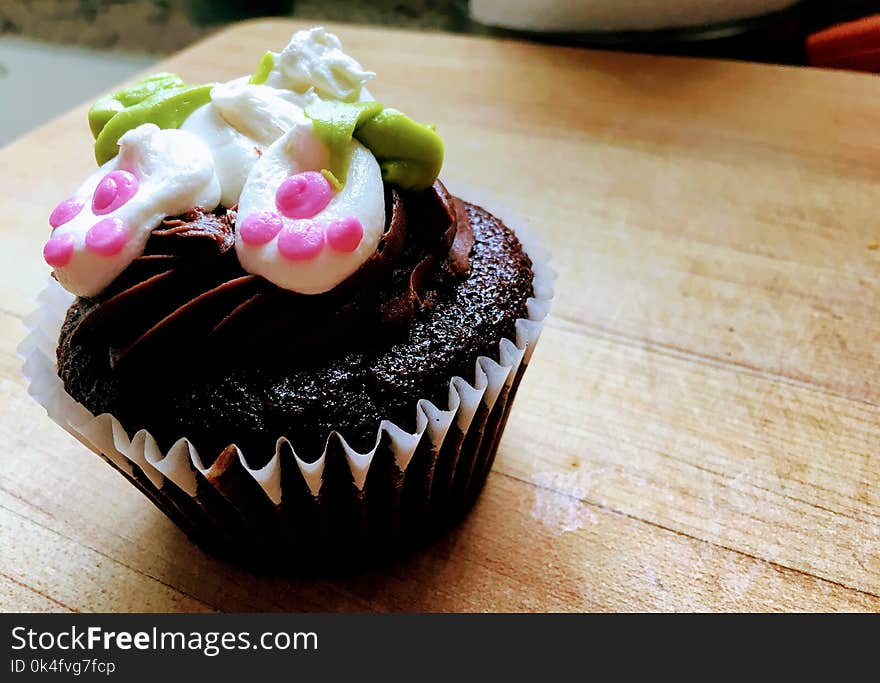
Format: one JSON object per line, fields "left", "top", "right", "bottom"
{"left": 470, "top": 0, "right": 801, "bottom": 33}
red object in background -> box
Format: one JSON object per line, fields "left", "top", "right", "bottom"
{"left": 807, "top": 15, "right": 880, "bottom": 72}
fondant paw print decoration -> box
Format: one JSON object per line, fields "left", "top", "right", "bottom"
{"left": 235, "top": 118, "right": 385, "bottom": 294}
{"left": 44, "top": 124, "right": 221, "bottom": 297}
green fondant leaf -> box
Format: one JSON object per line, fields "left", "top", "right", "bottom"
{"left": 304, "top": 101, "right": 443, "bottom": 190}
{"left": 355, "top": 108, "right": 444, "bottom": 191}
{"left": 93, "top": 83, "right": 214, "bottom": 165}
{"left": 88, "top": 72, "right": 184, "bottom": 139}
{"left": 304, "top": 100, "right": 383, "bottom": 184}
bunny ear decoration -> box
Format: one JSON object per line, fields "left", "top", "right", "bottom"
{"left": 234, "top": 119, "right": 386, "bottom": 295}
{"left": 43, "top": 124, "right": 221, "bottom": 297}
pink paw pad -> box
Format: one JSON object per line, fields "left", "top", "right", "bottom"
{"left": 240, "top": 211, "right": 283, "bottom": 245}
{"left": 277, "top": 221, "right": 325, "bottom": 261}
{"left": 92, "top": 170, "right": 139, "bottom": 215}
{"left": 275, "top": 171, "right": 332, "bottom": 219}
{"left": 326, "top": 216, "right": 364, "bottom": 252}
{"left": 49, "top": 198, "right": 83, "bottom": 229}
{"left": 43, "top": 233, "right": 75, "bottom": 268}
{"left": 85, "top": 218, "right": 128, "bottom": 256}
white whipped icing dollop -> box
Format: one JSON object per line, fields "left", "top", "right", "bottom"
{"left": 235, "top": 116, "right": 385, "bottom": 294}
{"left": 45, "top": 124, "right": 221, "bottom": 297}
{"left": 262, "top": 27, "right": 375, "bottom": 102}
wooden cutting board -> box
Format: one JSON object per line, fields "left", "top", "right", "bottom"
{"left": 1, "top": 19, "right": 878, "bottom": 612}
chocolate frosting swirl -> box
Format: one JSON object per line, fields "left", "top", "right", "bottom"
{"left": 67, "top": 181, "right": 474, "bottom": 373}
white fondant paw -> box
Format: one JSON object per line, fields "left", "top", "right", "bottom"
{"left": 235, "top": 120, "right": 385, "bottom": 295}
{"left": 45, "top": 124, "right": 221, "bottom": 297}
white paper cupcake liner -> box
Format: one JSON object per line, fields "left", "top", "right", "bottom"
{"left": 19, "top": 203, "right": 555, "bottom": 564}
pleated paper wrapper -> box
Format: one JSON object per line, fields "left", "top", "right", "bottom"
{"left": 19, "top": 204, "right": 555, "bottom": 566}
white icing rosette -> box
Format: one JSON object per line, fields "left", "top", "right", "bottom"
{"left": 20, "top": 196, "right": 555, "bottom": 565}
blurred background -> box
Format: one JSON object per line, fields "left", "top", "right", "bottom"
{"left": 2, "top": 0, "right": 880, "bottom": 146}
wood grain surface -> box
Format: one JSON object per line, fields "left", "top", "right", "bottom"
{"left": 1, "top": 19, "right": 878, "bottom": 612}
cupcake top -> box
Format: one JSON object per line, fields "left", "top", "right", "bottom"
{"left": 44, "top": 27, "right": 445, "bottom": 299}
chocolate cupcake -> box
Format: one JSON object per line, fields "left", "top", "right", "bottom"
{"left": 22, "top": 27, "right": 553, "bottom": 566}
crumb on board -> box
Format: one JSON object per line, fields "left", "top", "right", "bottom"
{"left": 869, "top": 242, "right": 879, "bottom": 250}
